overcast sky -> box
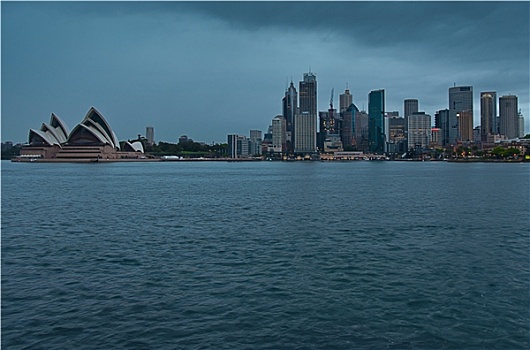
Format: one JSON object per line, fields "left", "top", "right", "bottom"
{"left": 2, "top": 1, "right": 529, "bottom": 144}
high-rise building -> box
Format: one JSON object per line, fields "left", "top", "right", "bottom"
{"left": 339, "top": 88, "right": 353, "bottom": 113}
{"left": 404, "top": 99, "right": 418, "bottom": 133}
{"left": 282, "top": 81, "right": 298, "bottom": 139}
{"left": 272, "top": 116, "right": 286, "bottom": 154}
{"left": 294, "top": 112, "right": 317, "bottom": 154}
{"left": 435, "top": 109, "right": 450, "bottom": 146}
{"left": 340, "top": 103, "right": 359, "bottom": 148}
{"left": 368, "top": 89, "right": 385, "bottom": 153}
{"left": 249, "top": 130, "right": 262, "bottom": 156}
{"left": 250, "top": 130, "right": 262, "bottom": 142}
{"left": 408, "top": 112, "right": 431, "bottom": 150}
{"left": 354, "top": 110, "right": 369, "bottom": 152}
{"left": 457, "top": 110, "right": 473, "bottom": 142}
{"left": 480, "top": 92, "right": 497, "bottom": 141}
{"left": 299, "top": 72, "right": 317, "bottom": 115}
{"left": 499, "top": 95, "right": 519, "bottom": 139}
{"left": 146, "top": 126, "right": 154, "bottom": 145}
{"left": 518, "top": 110, "right": 525, "bottom": 138}
{"left": 449, "top": 86, "right": 473, "bottom": 142}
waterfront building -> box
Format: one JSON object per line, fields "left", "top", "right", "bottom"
{"left": 431, "top": 128, "right": 442, "bottom": 148}
{"left": 404, "top": 99, "right": 418, "bottom": 133}
{"left": 339, "top": 88, "right": 353, "bottom": 113}
{"left": 294, "top": 112, "right": 317, "bottom": 154}
{"left": 518, "top": 111, "right": 525, "bottom": 138}
{"left": 282, "top": 81, "right": 298, "bottom": 151}
{"left": 387, "top": 116, "right": 406, "bottom": 153}
{"left": 480, "top": 91, "right": 497, "bottom": 141}
{"left": 249, "top": 130, "right": 262, "bottom": 156}
{"left": 368, "top": 89, "right": 385, "bottom": 153}
{"left": 20, "top": 107, "right": 143, "bottom": 160}
{"left": 227, "top": 134, "right": 249, "bottom": 158}
{"left": 457, "top": 110, "right": 474, "bottom": 142}
{"left": 146, "top": 126, "right": 155, "bottom": 146}
{"left": 407, "top": 112, "right": 431, "bottom": 151}
{"left": 340, "top": 103, "right": 359, "bottom": 148}
{"left": 499, "top": 95, "right": 519, "bottom": 139}
{"left": 318, "top": 109, "right": 339, "bottom": 151}
{"left": 354, "top": 110, "right": 369, "bottom": 152}
{"left": 272, "top": 115, "right": 287, "bottom": 154}
{"left": 449, "top": 86, "right": 473, "bottom": 142}
{"left": 435, "top": 109, "right": 451, "bottom": 146}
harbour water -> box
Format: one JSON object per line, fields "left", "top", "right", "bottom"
{"left": 2, "top": 160, "right": 529, "bottom": 349}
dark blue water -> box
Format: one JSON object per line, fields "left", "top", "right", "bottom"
{"left": 2, "top": 160, "right": 529, "bottom": 349}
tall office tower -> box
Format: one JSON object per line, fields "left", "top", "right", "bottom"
{"left": 340, "top": 88, "right": 353, "bottom": 113}
{"left": 294, "top": 112, "right": 317, "bottom": 154}
{"left": 368, "top": 89, "right": 385, "bottom": 153}
{"left": 146, "top": 126, "right": 154, "bottom": 145}
{"left": 282, "top": 81, "right": 298, "bottom": 135}
{"left": 434, "top": 109, "right": 450, "bottom": 146}
{"left": 272, "top": 116, "right": 286, "bottom": 154}
{"left": 354, "top": 110, "right": 369, "bottom": 152}
{"left": 480, "top": 92, "right": 497, "bottom": 141}
{"left": 404, "top": 99, "right": 419, "bottom": 133}
{"left": 408, "top": 112, "right": 432, "bottom": 150}
{"left": 341, "top": 103, "right": 359, "bottom": 148}
{"left": 299, "top": 72, "right": 317, "bottom": 115}
{"left": 457, "top": 111, "right": 473, "bottom": 141}
{"left": 518, "top": 110, "right": 525, "bottom": 138}
{"left": 449, "top": 86, "right": 473, "bottom": 142}
{"left": 499, "top": 95, "right": 519, "bottom": 139}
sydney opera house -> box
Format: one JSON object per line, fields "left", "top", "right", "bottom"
{"left": 18, "top": 107, "right": 145, "bottom": 161}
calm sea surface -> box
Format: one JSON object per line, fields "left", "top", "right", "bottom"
{"left": 2, "top": 160, "right": 529, "bottom": 349}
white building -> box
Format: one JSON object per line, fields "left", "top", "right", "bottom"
{"left": 408, "top": 112, "right": 432, "bottom": 150}
{"left": 272, "top": 115, "right": 286, "bottom": 154}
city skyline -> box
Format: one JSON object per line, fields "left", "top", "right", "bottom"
{"left": 2, "top": 1, "right": 529, "bottom": 144}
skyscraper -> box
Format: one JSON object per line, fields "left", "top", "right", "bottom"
{"left": 294, "top": 112, "right": 317, "bottom": 154}
{"left": 518, "top": 110, "right": 525, "bottom": 138}
{"left": 272, "top": 116, "right": 286, "bottom": 154}
{"left": 295, "top": 72, "right": 317, "bottom": 154}
{"left": 480, "top": 91, "right": 497, "bottom": 141}
{"left": 299, "top": 72, "right": 317, "bottom": 115}
{"left": 339, "top": 88, "right": 353, "bottom": 113}
{"left": 146, "top": 126, "right": 154, "bottom": 146}
{"left": 457, "top": 111, "right": 473, "bottom": 142}
{"left": 404, "top": 99, "right": 418, "bottom": 133}
{"left": 368, "top": 89, "right": 385, "bottom": 153}
{"left": 499, "top": 95, "right": 519, "bottom": 139}
{"left": 435, "top": 109, "right": 450, "bottom": 146}
{"left": 449, "top": 86, "right": 473, "bottom": 142}
{"left": 282, "top": 81, "right": 298, "bottom": 136}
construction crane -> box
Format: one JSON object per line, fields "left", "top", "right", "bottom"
{"left": 330, "top": 87, "right": 334, "bottom": 110}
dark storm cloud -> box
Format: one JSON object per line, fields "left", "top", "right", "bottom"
{"left": 1, "top": 2, "right": 528, "bottom": 143}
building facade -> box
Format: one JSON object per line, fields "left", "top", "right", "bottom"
{"left": 404, "top": 98, "right": 419, "bottom": 133}
{"left": 294, "top": 112, "right": 317, "bottom": 154}
{"left": 146, "top": 126, "right": 155, "bottom": 145}
{"left": 339, "top": 88, "right": 353, "bottom": 113}
{"left": 299, "top": 72, "right": 317, "bottom": 115}
{"left": 449, "top": 86, "right": 473, "bottom": 142}
{"left": 368, "top": 89, "right": 385, "bottom": 153}
{"left": 407, "top": 112, "right": 432, "bottom": 150}
{"left": 480, "top": 91, "right": 497, "bottom": 141}
{"left": 272, "top": 116, "right": 287, "bottom": 154}
{"left": 499, "top": 95, "right": 519, "bottom": 139}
